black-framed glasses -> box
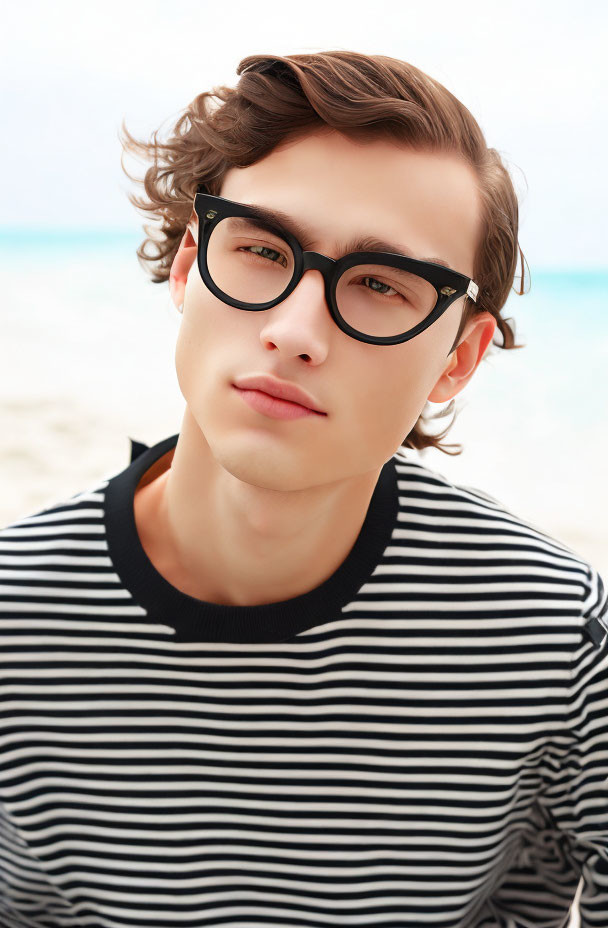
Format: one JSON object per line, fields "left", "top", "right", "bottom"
{"left": 193, "top": 187, "right": 479, "bottom": 349}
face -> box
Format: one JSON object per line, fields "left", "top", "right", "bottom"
{"left": 170, "top": 128, "right": 496, "bottom": 491}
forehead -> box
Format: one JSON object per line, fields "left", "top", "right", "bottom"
{"left": 219, "top": 129, "right": 481, "bottom": 279}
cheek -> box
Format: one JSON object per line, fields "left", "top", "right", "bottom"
{"left": 176, "top": 289, "right": 236, "bottom": 362}
{"left": 174, "top": 321, "right": 196, "bottom": 402}
{"left": 173, "top": 298, "right": 218, "bottom": 402}
{"left": 353, "top": 348, "right": 441, "bottom": 440}
{"left": 174, "top": 294, "right": 254, "bottom": 407}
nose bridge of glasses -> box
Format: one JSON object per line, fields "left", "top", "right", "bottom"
{"left": 291, "top": 251, "right": 338, "bottom": 310}
{"left": 301, "top": 250, "right": 336, "bottom": 277}
{"left": 287, "top": 251, "right": 336, "bottom": 318}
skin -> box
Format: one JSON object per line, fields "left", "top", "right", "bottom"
{"left": 134, "top": 127, "right": 497, "bottom": 607}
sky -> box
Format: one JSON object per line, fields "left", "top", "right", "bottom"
{"left": 1, "top": 0, "right": 607, "bottom": 269}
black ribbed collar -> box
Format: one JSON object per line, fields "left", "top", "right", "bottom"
{"left": 103, "top": 433, "right": 400, "bottom": 643}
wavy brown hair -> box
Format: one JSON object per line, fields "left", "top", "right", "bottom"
{"left": 119, "top": 50, "right": 528, "bottom": 456}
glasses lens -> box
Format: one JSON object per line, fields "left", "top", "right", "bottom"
{"left": 206, "top": 216, "right": 295, "bottom": 304}
{"left": 205, "top": 216, "right": 439, "bottom": 338}
{"left": 336, "top": 263, "right": 438, "bottom": 338}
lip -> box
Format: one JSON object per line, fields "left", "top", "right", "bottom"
{"left": 232, "top": 374, "right": 327, "bottom": 415}
{"left": 234, "top": 386, "right": 322, "bottom": 421}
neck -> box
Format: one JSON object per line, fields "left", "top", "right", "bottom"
{"left": 133, "top": 409, "right": 382, "bottom": 608}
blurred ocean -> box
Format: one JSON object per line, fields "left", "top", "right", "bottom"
{"left": 1, "top": 229, "right": 607, "bottom": 584}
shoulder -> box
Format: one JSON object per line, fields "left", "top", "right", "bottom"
{"left": 0, "top": 435, "right": 144, "bottom": 555}
{"left": 391, "top": 448, "right": 607, "bottom": 651}
{"left": 0, "top": 477, "right": 111, "bottom": 617}
{"left": 0, "top": 478, "right": 109, "bottom": 540}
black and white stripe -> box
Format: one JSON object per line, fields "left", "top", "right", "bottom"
{"left": 0, "top": 434, "right": 606, "bottom": 928}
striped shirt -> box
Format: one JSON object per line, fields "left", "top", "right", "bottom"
{"left": 1, "top": 431, "right": 607, "bottom": 928}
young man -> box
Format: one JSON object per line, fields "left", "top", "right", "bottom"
{"left": 1, "top": 51, "right": 606, "bottom": 928}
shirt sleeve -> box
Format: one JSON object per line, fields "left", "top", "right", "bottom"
{"left": 480, "top": 560, "right": 608, "bottom": 928}
{"left": 538, "top": 560, "right": 608, "bottom": 927}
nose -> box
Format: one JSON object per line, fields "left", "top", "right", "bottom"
{"left": 278, "top": 266, "right": 333, "bottom": 323}
{"left": 258, "top": 267, "right": 333, "bottom": 361}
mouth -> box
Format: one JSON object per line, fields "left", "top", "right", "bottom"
{"left": 232, "top": 385, "right": 326, "bottom": 421}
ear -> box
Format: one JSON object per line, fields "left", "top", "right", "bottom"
{"left": 168, "top": 213, "right": 198, "bottom": 311}
{"left": 427, "top": 311, "right": 497, "bottom": 403}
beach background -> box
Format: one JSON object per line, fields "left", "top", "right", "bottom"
{"left": 1, "top": 4, "right": 606, "bottom": 921}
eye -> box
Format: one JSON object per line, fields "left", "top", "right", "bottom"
{"left": 349, "top": 275, "right": 407, "bottom": 301}
{"left": 238, "top": 244, "right": 289, "bottom": 268}
{"left": 361, "top": 277, "right": 400, "bottom": 298}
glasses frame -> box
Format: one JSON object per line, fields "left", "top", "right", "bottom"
{"left": 193, "top": 188, "right": 479, "bottom": 349}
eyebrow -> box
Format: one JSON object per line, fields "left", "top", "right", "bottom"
{"left": 233, "top": 201, "right": 452, "bottom": 269}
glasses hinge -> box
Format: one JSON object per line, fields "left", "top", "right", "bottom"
{"left": 467, "top": 280, "right": 479, "bottom": 301}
